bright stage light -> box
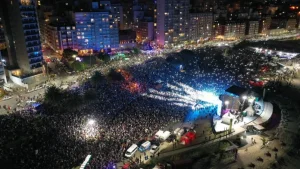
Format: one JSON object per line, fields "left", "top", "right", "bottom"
{"left": 224, "top": 100, "right": 229, "bottom": 105}
{"left": 143, "top": 82, "right": 223, "bottom": 115}
{"left": 242, "top": 96, "right": 247, "bottom": 100}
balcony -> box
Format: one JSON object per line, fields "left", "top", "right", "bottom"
{"left": 28, "top": 53, "right": 42, "bottom": 59}
{"left": 22, "top": 19, "right": 37, "bottom": 24}
{"left": 27, "top": 47, "right": 41, "bottom": 54}
{"left": 23, "top": 26, "right": 38, "bottom": 31}
{"left": 25, "top": 37, "right": 40, "bottom": 42}
{"left": 30, "top": 59, "right": 42, "bottom": 64}
{"left": 21, "top": 13, "right": 37, "bottom": 18}
{"left": 24, "top": 31, "right": 39, "bottom": 36}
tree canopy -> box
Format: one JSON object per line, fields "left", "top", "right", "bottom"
{"left": 91, "top": 71, "right": 105, "bottom": 86}
{"left": 97, "top": 52, "right": 111, "bottom": 62}
{"left": 71, "top": 61, "right": 87, "bottom": 72}
{"left": 62, "top": 48, "right": 78, "bottom": 61}
{"left": 107, "top": 69, "right": 124, "bottom": 81}
{"left": 44, "top": 86, "right": 63, "bottom": 104}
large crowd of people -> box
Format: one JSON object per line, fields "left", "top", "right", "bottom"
{"left": 0, "top": 46, "right": 269, "bottom": 169}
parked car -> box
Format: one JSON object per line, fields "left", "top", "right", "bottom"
{"left": 138, "top": 141, "right": 151, "bottom": 152}
{"left": 124, "top": 144, "right": 138, "bottom": 158}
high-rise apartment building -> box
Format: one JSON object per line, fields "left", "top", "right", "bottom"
{"left": 136, "top": 21, "right": 154, "bottom": 43}
{"left": 189, "top": 13, "right": 213, "bottom": 41}
{"left": 120, "top": 0, "right": 134, "bottom": 30}
{"left": 156, "top": 0, "right": 190, "bottom": 47}
{"left": 224, "top": 22, "right": 246, "bottom": 39}
{"left": 111, "top": 3, "right": 123, "bottom": 30}
{"left": 45, "top": 24, "right": 77, "bottom": 53}
{"left": 37, "top": 4, "right": 53, "bottom": 43}
{"left": 259, "top": 16, "right": 272, "bottom": 34}
{"left": 75, "top": 2, "right": 119, "bottom": 52}
{"left": 247, "top": 20, "right": 259, "bottom": 37}
{"left": 1, "top": 0, "right": 43, "bottom": 75}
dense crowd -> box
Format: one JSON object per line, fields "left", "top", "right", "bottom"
{"left": 0, "top": 47, "right": 267, "bottom": 169}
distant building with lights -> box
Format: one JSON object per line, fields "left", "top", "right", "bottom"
{"left": 214, "top": 20, "right": 246, "bottom": 40}
{"left": 120, "top": 0, "right": 134, "bottom": 30}
{"left": 136, "top": 21, "right": 154, "bottom": 43}
{"left": 259, "top": 16, "right": 272, "bottom": 35}
{"left": 246, "top": 20, "right": 259, "bottom": 37}
{"left": 0, "top": 0, "right": 44, "bottom": 86}
{"left": 156, "top": 0, "right": 190, "bottom": 47}
{"left": 75, "top": 1, "right": 119, "bottom": 53}
{"left": 224, "top": 22, "right": 246, "bottom": 39}
{"left": 189, "top": 13, "right": 213, "bottom": 41}
{"left": 45, "top": 23, "right": 77, "bottom": 53}
{"left": 37, "top": 4, "right": 53, "bottom": 43}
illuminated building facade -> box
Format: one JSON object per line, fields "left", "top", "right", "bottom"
{"left": 246, "top": 20, "right": 259, "bottom": 37}
{"left": 75, "top": 1, "right": 119, "bottom": 52}
{"left": 189, "top": 13, "right": 213, "bottom": 41}
{"left": 45, "top": 24, "right": 77, "bottom": 53}
{"left": 37, "top": 4, "right": 53, "bottom": 43}
{"left": 224, "top": 22, "right": 246, "bottom": 39}
{"left": 156, "top": 0, "right": 190, "bottom": 47}
{"left": 75, "top": 11, "right": 119, "bottom": 52}
{"left": 1, "top": 0, "right": 43, "bottom": 75}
